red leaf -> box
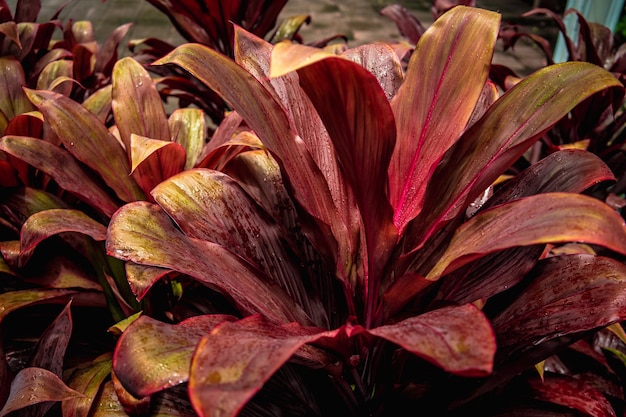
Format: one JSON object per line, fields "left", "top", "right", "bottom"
{"left": 426, "top": 193, "right": 626, "bottom": 280}
{"left": 388, "top": 6, "right": 500, "bottom": 233}
{"left": 529, "top": 375, "right": 617, "bottom": 417}
{"left": 155, "top": 43, "right": 351, "bottom": 284}
{"left": 0, "top": 368, "right": 83, "bottom": 417}
{"left": 129, "top": 134, "right": 186, "bottom": 197}
{"left": 106, "top": 201, "right": 310, "bottom": 324}
{"left": 114, "top": 315, "right": 236, "bottom": 398}
{"left": 112, "top": 57, "right": 170, "bottom": 155}
{"left": 24, "top": 89, "right": 145, "bottom": 204}
{"left": 369, "top": 304, "right": 495, "bottom": 376}
{"left": 188, "top": 315, "right": 335, "bottom": 417}
{"left": 493, "top": 255, "right": 626, "bottom": 355}
{"left": 413, "top": 62, "right": 624, "bottom": 250}
{"left": 0, "top": 136, "right": 120, "bottom": 217}
{"left": 0, "top": 56, "right": 34, "bottom": 135}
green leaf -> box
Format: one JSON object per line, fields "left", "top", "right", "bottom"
{"left": 168, "top": 108, "right": 206, "bottom": 169}
{"left": 388, "top": 6, "right": 500, "bottom": 233}
{"left": 426, "top": 193, "right": 626, "bottom": 280}
{"left": 63, "top": 354, "right": 113, "bottom": 417}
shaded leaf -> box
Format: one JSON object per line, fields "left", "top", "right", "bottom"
{"left": 0, "top": 367, "right": 83, "bottom": 417}
{"left": 0, "top": 56, "right": 33, "bottom": 135}
{"left": 427, "top": 193, "right": 626, "bottom": 280}
{"left": 380, "top": 4, "right": 426, "bottom": 44}
{"left": 188, "top": 315, "right": 335, "bottom": 417}
{"left": 528, "top": 375, "right": 616, "bottom": 417}
{"left": 114, "top": 315, "right": 236, "bottom": 398}
{"left": 151, "top": 169, "right": 324, "bottom": 325}
{"left": 63, "top": 354, "right": 113, "bottom": 417}
{"left": 0, "top": 136, "right": 120, "bottom": 217}
{"left": 493, "top": 255, "right": 626, "bottom": 354}
{"left": 106, "top": 201, "right": 309, "bottom": 324}
{"left": 20, "top": 209, "right": 106, "bottom": 260}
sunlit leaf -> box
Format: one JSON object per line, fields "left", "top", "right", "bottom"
{"left": 168, "top": 108, "right": 206, "bottom": 169}
{"left": 414, "top": 62, "right": 624, "bottom": 249}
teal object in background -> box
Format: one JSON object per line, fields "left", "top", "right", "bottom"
{"left": 553, "top": 0, "right": 625, "bottom": 63}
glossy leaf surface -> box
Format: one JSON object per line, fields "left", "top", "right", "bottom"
{"left": 25, "top": 89, "right": 145, "bottom": 203}
{"left": 106, "top": 201, "right": 309, "bottom": 324}
{"left": 63, "top": 354, "right": 113, "bottom": 417}
{"left": 0, "top": 368, "right": 83, "bottom": 417}
{"left": 414, "top": 62, "right": 624, "bottom": 248}
{"left": 0, "top": 136, "right": 120, "bottom": 217}
{"left": 427, "top": 193, "right": 626, "bottom": 280}
{"left": 114, "top": 315, "right": 236, "bottom": 398}
{"left": 388, "top": 6, "right": 499, "bottom": 232}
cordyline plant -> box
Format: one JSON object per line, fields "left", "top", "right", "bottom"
{"left": 93, "top": 5, "right": 626, "bottom": 417}
{"left": 0, "top": 51, "right": 213, "bottom": 417}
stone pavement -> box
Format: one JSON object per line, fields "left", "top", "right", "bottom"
{"left": 7, "top": 0, "right": 551, "bottom": 76}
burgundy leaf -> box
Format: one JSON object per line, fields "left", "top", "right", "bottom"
{"left": 0, "top": 368, "right": 83, "bottom": 417}
{"left": 413, "top": 62, "right": 624, "bottom": 250}
{"left": 151, "top": 167, "right": 325, "bottom": 325}
{"left": 129, "top": 134, "right": 186, "bottom": 196}
{"left": 24, "top": 89, "right": 145, "bottom": 204}
{"left": 114, "top": 315, "right": 236, "bottom": 398}
{"left": 341, "top": 44, "right": 404, "bottom": 101}
{"left": 380, "top": 4, "right": 426, "bottom": 44}
{"left": 0, "top": 56, "right": 33, "bottom": 135}
{"left": 236, "top": 28, "right": 359, "bottom": 266}
{"left": 493, "top": 255, "right": 626, "bottom": 355}
{"left": 155, "top": 43, "right": 351, "bottom": 281}
{"left": 19, "top": 209, "right": 106, "bottom": 263}
{"left": 388, "top": 6, "right": 500, "bottom": 233}
{"left": 0, "top": 136, "right": 120, "bottom": 217}
{"left": 369, "top": 304, "right": 495, "bottom": 376}
{"left": 426, "top": 193, "right": 626, "bottom": 280}
{"left": 106, "top": 201, "right": 310, "bottom": 324}
{"left": 188, "top": 315, "right": 336, "bottom": 417}
{"left": 528, "top": 375, "right": 616, "bottom": 417}
{"left": 95, "top": 23, "right": 133, "bottom": 76}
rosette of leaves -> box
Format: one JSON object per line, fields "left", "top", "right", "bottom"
{"left": 0, "top": 55, "right": 214, "bottom": 415}
{"left": 102, "top": 6, "right": 626, "bottom": 417}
